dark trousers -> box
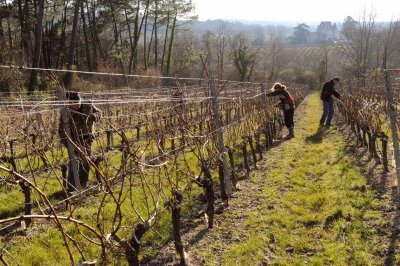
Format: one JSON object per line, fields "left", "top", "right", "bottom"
{"left": 68, "top": 139, "right": 92, "bottom": 192}
{"left": 319, "top": 100, "right": 334, "bottom": 126}
{"left": 283, "top": 108, "right": 295, "bottom": 129}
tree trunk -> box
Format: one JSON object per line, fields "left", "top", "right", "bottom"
{"left": 154, "top": 0, "right": 159, "bottom": 68}
{"left": 118, "top": 30, "right": 125, "bottom": 74}
{"left": 77, "top": 14, "right": 84, "bottom": 69}
{"left": 17, "top": 0, "right": 29, "bottom": 54}
{"left": 6, "top": 12, "right": 13, "bottom": 49}
{"left": 28, "top": 0, "right": 45, "bottom": 94}
{"left": 68, "top": 0, "right": 82, "bottom": 69}
{"left": 160, "top": 10, "right": 170, "bottom": 71}
{"left": 42, "top": 21, "right": 49, "bottom": 67}
{"left": 0, "top": 2, "right": 9, "bottom": 49}
{"left": 87, "top": 0, "right": 101, "bottom": 67}
{"left": 56, "top": 1, "right": 68, "bottom": 68}
{"left": 147, "top": 21, "right": 154, "bottom": 66}
{"left": 81, "top": 1, "right": 93, "bottom": 72}
{"left": 24, "top": 0, "right": 32, "bottom": 55}
{"left": 125, "top": 8, "right": 134, "bottom": 59}
{"left": 128, "top": 1, "right": 139, "bottom": 73}
{"left": 217, "top": 21, "right": 226, "bottom": 80}
{"left": 165, "top": 12, "right": 177, "bottom": 75}
{"left": 220, "top": 36, "right": 225, "bottom": 80}
{"left": 49, "top": 16, "right": 56, "bottom": 67}
{"left": 131, "top": 2, "right": 140, "bottom": 72}
{"left": 143, "top": 1, "right": 150, "bottom": 70}
{"left": 128, "top": 0, "right": 147, "bottom": 73}
{"left": 0, "top": 17, "right": 4, "bottom": 46}
{"left": 109, "top": 1, "right": 118, "bottom": 45}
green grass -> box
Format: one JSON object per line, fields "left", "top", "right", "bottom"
{"left": 197, "top": 91, "right": 387, "bottom": 265}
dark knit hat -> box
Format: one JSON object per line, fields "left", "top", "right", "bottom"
{"left": 66, "top": 91, "right": 81, "bottom": 103}
{"left": 273, "top": 83, "right": 286, "bottom": 90}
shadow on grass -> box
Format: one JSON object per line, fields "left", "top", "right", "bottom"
{"left": 0, "top": 189, "right": 66, "bottom": 220}
{"left": 384, "top": 188, "right": 400, "bottom": 266}
{"left": 48, "top": 190, "right": 68, "bottom": 201}
{"left": 335, "top": 119, "right": 400, "bottom": 265}
{"left": 305, "top": 127, "right": 325, "bottom": 144}
{"left": 0, "top": 208, "right": 24, "bottom": 220}
{"left": 187, "top": 228, "right": 210, "bottom": 247}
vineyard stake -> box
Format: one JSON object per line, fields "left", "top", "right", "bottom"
{"left": 210, "top": 76, "right": 232, "bottom": 197}
{"left": 383, "top": 70, "right": 400, "bottom": 190}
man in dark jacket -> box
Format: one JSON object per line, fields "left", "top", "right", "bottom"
{"left": 59, "top": 91, "right": 102, "bottom": 192}
{"left": 319, "top": 77, "right": 341, "bottom": 128}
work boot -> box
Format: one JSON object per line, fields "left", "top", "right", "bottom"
{"left": 289, "top": 127, "right": 294, "bottom": 138}
{"left": 285, "top": 128, "right": 294, "bottom": 139}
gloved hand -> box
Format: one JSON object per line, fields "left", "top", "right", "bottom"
{"left": 89, "top": 113, "right": 100, "bottom": 122}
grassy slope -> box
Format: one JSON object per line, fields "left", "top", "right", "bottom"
{"left": 195, "top": 91, "right": 388, "bottom": 265}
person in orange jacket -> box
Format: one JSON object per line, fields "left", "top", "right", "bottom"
{"left": 266, "top": 83, "right": 296, "bottom": 139}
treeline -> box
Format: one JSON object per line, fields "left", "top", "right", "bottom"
{"left": 0, "top": 0, "right": 197, "bottom": 93}
{"left": 0, "top": 2, "right": 400, "bottom": 94}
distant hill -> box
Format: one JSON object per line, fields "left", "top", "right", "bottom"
{"left": 225, "top": 19, "right": 322, "bottom": 28}
{"left": 188, "top": 19, "right": 295, "bottom": 36}
{"left": 189, "top": 19, "right": 340, "bottom": 34}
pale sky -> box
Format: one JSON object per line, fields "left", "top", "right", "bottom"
{"left": 193, "top": 0, "right": 400, "bottom": 23}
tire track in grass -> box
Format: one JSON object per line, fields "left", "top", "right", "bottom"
{"left": 189, "top": 92, "right": 387, "bottom": 265}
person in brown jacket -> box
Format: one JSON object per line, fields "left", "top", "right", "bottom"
{"left": 59, "top": 91, "right": 102, "bottom": 191}
{"left": 266, "top": 83, "right": 296, "bottom": 139}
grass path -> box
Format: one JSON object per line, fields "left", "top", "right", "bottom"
{"left": 168, "top": 92, "right": 394, "bottom": 265}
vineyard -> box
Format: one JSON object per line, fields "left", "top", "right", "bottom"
{"left": 1, "top": 67, "right": 400, "bottom": 265}
{"left": 0, "top": 67, "right": 310, "bottom": 265}
{"left": 1, "top": 0, "right": 400, "bottom": 263}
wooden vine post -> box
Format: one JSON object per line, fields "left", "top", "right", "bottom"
{"left": 210, "top": 77, "right": 232, "bottom": 198}
{"left": 57, "top": 88, "right": 82, "bottom": 192}
{"left": 261, "top": 83, "right": 268, "bottom": 126}
{"left": 383, "top": 69, "right": 400, "bottom": 190}
{"left": 261, "top": 83, "right": 272, "bottom": 142}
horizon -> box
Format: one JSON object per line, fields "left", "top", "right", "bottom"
{"left": 191, "top": 18, "right": 394, "bottom": 27}
{"left": 192, "top": 0, "right": 400, "bottom": 23}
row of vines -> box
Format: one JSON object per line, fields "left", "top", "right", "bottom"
{"left": 0, "top": 70, "right": 309, "bottom": 265}
{"left": 336, "top": 71, "right": 400, "bottom": 175}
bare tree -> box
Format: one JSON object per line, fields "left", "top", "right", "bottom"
{"left": 265, "top": 35, "right": 285, "bottom": 82}
{"left": 338, "top": 9, "right": 377, "bottom": 84}
{"left": 215, "top": 20, "right": 229, "bottom": 80}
